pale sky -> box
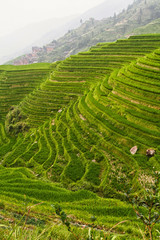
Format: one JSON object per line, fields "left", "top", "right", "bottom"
{"left": 0, "top": 0, "right": 106, "bottom": 37}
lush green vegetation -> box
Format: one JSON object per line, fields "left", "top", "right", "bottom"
{"left": 5, "top": 106, "right": 30, "bottom": 135}
{"left": 0, "top": 168, "right": 154, "bottom": 240}
{"left": 0, "top": 34, "right": 160, "bottom": 238}
{"left": 0, "top": 63, "right": 52, "bottom": 121}
{"left": 0, "top": 63, "right": 51, "bottom": 71}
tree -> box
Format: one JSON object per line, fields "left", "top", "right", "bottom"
{"left": 113, "top": 13, "right": 117, "bottom": 24}
{"left": 89, "top": 18, "right": 95, "bottom": 25}
{"left": 5, "top": 106, "right": 30, "bottom": 135}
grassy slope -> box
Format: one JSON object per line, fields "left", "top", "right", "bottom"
{"left": 0, "top": 167, "right": 145, "bottom": 239}
{"left": 0, "top": 35, "right": 160, "bottom": 238}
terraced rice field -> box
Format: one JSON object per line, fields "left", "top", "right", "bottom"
{"left": 0, "top": 168, "right": 146, "bottom": 239}
{"left": 0, "top": 35, "right": 160, "bottom": 239}
{"left": 19, "top": 35, "right": 160, "bottom": 126}
{"left": 0, "top": 63, "right": 52, "bottom": 121}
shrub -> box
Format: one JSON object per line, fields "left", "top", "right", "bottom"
{"left": 0, "top": 202, "right": 5, "bottom": 209}
{"left": 126, "top": 171, "right": 160, "bottom": 240}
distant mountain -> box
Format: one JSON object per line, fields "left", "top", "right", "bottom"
{"left": 34, "top": 0, "right": 133, "bottom": 49}
{"left": 1, "top": 0, "right": 134, "bottom": 65}
{"left": 0, "top": 15, "right": 78, "bottom": 65}
{"left": 10, "top": 0, "right": 160, "bottom": 65}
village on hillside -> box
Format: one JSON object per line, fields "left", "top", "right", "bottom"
{"left": 13, "top": 42, "right": 57, "bottom": 65}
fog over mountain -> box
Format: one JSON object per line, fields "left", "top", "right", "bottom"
{"left": 0, "top": 0, "right": 133, "bottom": 64}
{"left": 0, "top": 15, "right": 77, "bottom": 64}
{"left": 80, "top": 0, "right": 134, "bottom": 20}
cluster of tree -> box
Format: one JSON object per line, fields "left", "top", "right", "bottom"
{"left": 5, "top": 106, "right": 30, "bottom": 135}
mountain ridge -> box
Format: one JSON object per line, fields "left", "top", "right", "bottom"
{"left": 8, "top": 0, "right": 160, "bottom": 65}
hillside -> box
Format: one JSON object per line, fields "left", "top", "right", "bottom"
{"left": 0, "top": 0, "right": 133, "bottom": 65}
{"left": 132, "top": 17, "right": 160, "bottom": 35}
{"left": 0, "top": 34, "right": 160, "bottom": 239}
{"left": 0, "top": 15, "right": 78, "bottom": 65}
{"left": 9, "top": 0, "right": 160, "bottom": 65}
